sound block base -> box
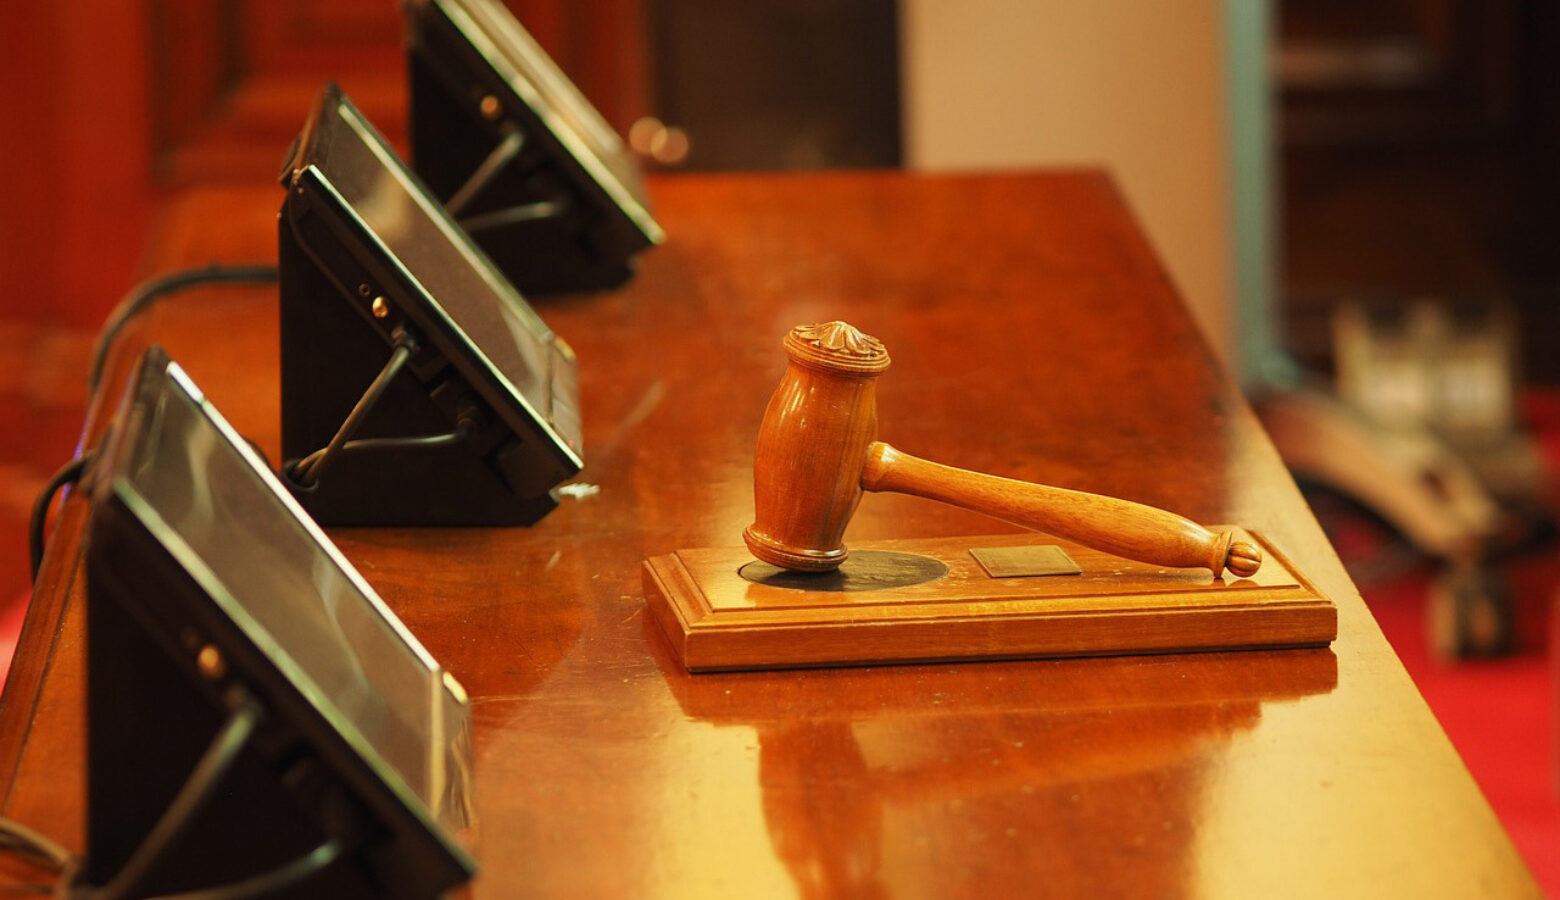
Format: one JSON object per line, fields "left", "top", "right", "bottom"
{"left": 642, "top": 530, "right": 1335, "bottom": 672}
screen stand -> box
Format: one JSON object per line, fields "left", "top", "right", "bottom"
{"left": 408, "top": 52, "right": 635, "bottom": 294}
{"left": 444, "top": 127, "right": 526, "bottom": 218}
{"left": 84, "top": 554, "right": 373, "bottom": 898}
{"left": 278, "top": 219, "right": 559, "bottom": 526}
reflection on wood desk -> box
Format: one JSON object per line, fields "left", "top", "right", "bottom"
{"left": 2, "top": 172, "right": 1538, "bottom": 897}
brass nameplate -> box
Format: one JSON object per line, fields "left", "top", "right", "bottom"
{"left": 970, "top": 545, "right": 1082, "bottom": 578}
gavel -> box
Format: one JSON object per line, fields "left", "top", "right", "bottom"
{"left": 743, "top": 322, "right": 1262, "bottom": 578}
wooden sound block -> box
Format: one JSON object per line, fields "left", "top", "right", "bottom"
{"left": 642, "top": 530, "right": 1335, "bottom": 672}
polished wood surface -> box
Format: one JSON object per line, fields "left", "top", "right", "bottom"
{"left": 645, "top": 530, "right": 1333, "bottom": 671}
{"left": 1, "top": 172, "right": 1539, "bottom": 897}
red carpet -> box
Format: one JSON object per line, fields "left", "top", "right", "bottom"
{"left": 1360, "top": 556, "right": 1559, "bottom": 895}
{"left": 1326, "top": 387, "right": 1560, "bottom": 894}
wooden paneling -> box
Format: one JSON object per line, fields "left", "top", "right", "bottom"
{"left": 155, "top": 0, "right": 649, "bottom": 186}
{"left": 241, "top": 0, "right": 405, "bottom": 74}
{"left": 0, "top": 2, "right": 155, "bottom": 327}
{"left": 1275, "top": 0, "right": 1560, "bottom": 383}
{"left": 650, "top": 0, "right": 900, "bottom": 169}
{"left": 0, "top": 0, "right": 649, "bottom": 327}
{"left": 149, "top": 0, "right": 240, "bottom": 155}
{"left": 1278, "top": 0, "right": 1517, "bottom": 146}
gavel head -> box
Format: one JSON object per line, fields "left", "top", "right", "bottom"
{"left": 744, "top": 322, "right": 890, "bottom": 571}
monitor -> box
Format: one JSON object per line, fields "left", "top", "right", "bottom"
{"left": 84, "top": 346, "right": 475, "bottom": 898}
{"left": 279, "top": 82, "right": 583, "bottom": 525}
{"left": 403, "top": 0, "right": 664, "bottom": 293}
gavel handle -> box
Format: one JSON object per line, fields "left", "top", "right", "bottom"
{"left": 860, "top": 442, "right": 1262, "bottom": 577}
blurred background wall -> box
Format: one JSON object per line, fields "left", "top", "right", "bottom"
{"left": 8, "top": 1, "right": 1556, "bottom": 375}
{"left": 901, "top": 0, "right": 1237, "bottom": 363}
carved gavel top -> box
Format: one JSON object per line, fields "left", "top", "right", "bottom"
{"left": 742, "top": 321, "right": 1262, "bottom": 578}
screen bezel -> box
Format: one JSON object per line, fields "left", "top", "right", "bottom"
{"left": 407, "top": 0, "right": 665, "bottom": 247}
{"left": 281, "top": 83, "right": 584, "bottom": 480}
{"left": 87, "top": 347, "right": 476, "bottom": 885}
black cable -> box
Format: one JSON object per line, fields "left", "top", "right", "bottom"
{"left": 139, "top": 840, "right": 343, "bottom": 900}
{"left": 290, "top": 428, "right": 469, "bottom": 476}
{"left": 0, "top": 696, "right": 345, "bottom": 900}
{"left": 88, "top": 264, "right": 279, "bottom": 390}
{"left": 458, "top": 197, "right": 569, "bottom": 234}
{"left": 445, "top": 127, "right": 526, "bottom": 218}
{"left": 95, "top": 692, "right": 264, "bottom": 900}
{"left": 291, "top": 334, "right": 418, "bottom": 487}
{"left": 29, "top": 454, "right": 92, "bottom": 583}
{"left": 0, "top": 817, "right": 72, "bottom": 874}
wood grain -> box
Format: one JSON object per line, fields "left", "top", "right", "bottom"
{"left": 645, "top": 530, "right": 1333, "bottom": 671}
{"left": 0, "top": 173, "right": 1539, "bottom": 898}
{"left": 863, "top": 441, "right": 1262, "bottom": 576}
{"left": 745, "top": 320, "right": 1259, "bottom": 576}
{"left": 744, "top": 321, "right": 888, "bottom": 571}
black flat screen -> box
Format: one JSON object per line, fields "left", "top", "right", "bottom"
{"left": 93, "top": 350, "right": 472, "bottom": 835}
{"left": 292, "top": 88, "right": 583, "bottom": 461}
{"left": 418, "top": 0, "right": 660, "bottom": 242}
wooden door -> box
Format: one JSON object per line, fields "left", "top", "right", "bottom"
{"left": 0, "top": 0, "right": 649, "bottom": 327}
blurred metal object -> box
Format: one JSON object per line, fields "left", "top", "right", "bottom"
{"left": 1335, "top": 298, "right": 1548, "bottom": 501}
{"left": 1261, "top": 297, "right": 1552, "bottom": 659}
{"left": 629, "top": 116, "right": 691, "bottom": 166}
{"left": 1260, "top": 385, "right": 1499, "bottom": 561}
